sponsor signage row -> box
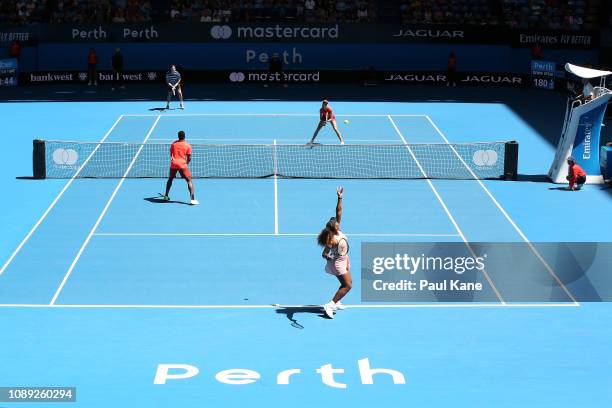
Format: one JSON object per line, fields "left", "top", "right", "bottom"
{"left": 21, "top": 70, "right": 161, "bottom": 84}
{"left": 18, "top": 69, "right": 528, "bottom": 88}
{"left": 0, "top": 23, "right": 599, "bottom": 48}
{"left": 381, "top": 71, "right": 526, "bottom": 86}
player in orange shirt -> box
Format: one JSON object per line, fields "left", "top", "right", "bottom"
{"left": 566, "top": 157, "right": 587, "bottom": 190}
{"left": 308, "top": 100, "right": 344, "bottom": 145}
{"left": 163, "top": 130, "right": 199, "bottom": 205}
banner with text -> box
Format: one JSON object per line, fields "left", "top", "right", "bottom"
{"left": 361, "top": 242, "right": 612, "bottom": 302}
{"left": 17, "top": 69, "right": 528, "bottom": 87}
{"left": 0, "top": 24, "right": 600, "bottom": 48}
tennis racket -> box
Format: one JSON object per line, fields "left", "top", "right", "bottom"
{"left": 336, "top": 237, "right": 349, "bottom": 257}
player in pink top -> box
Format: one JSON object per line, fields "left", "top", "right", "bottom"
{"left": 308, "top": 100, "right": 344, "bottom": 145}
{"left": 317, "top": 187, "right": 351, "bottom": 318}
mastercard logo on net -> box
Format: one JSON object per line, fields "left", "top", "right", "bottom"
{"left": 52, "top": 148, "right": 79, "bottom": 166}
{"left": 472, "top": 149, "right": 498, "bottom": 167}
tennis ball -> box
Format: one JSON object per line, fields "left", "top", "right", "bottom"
{"left": 343, "top": 119, "right": 349, "bottom": 124}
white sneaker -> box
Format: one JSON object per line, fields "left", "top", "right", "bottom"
{"left": 190, "top": 199, "right": 199, "bottom": 205}
{"left": 340, "top": 141, "right": 345, "bottom": 145}
{"left": 179, "top": 105, "right": 184, "bottom": 110}
{"left": 162, "top": 195, "right": 170, "bottom": 201}
{"left": 333, "top": 302, "right": 346, "bottom": 311}
{"left": 323, "top": 302, "right": 335, "bottom": 319}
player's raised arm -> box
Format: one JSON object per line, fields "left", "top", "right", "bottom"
{"left": 335, "top": 187, "right": 343, "bottom": 225}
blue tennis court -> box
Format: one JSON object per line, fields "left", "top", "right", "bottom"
{"left": 1, "top": 99, "right": 611, "bottom": 407}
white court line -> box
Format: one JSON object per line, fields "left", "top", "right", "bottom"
{"left": 122, "top": 113, "right": 428, "bottom": 118}
{"left": 0, "top": 303, "right": 579, "bottom": 309}
{"left": 49, "top": 115, "right": 162, "bottom": 305}
{"left": 387, "top": 115, "right": 506, "bottom": 304}
{"left": 424, "top": 115, "right": 579, "bottom": 306}
{"left": 0, "top": 115, "right": 125, "bottom": 277}
{"left": 151, "top": 138, "right": 401, "bottom": 143}
{"left": 93, "top": 233, "right": 460, "bottom": 237}
{"left": 273, "top": 139, "right": 279, "bottom": 235}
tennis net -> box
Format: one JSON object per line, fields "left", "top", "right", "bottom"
{"left": 32, "top": 140, "right": 518, "bottom": 180}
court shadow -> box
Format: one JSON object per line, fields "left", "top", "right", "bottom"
{"left": 148, "top": 107, "right": 167, "bottom": 111}
{"left": 144, "top": 196, "right": 190, "bottom": 205}
{"left": 517, "top": 174, "right": 551, "bottom": 183}
{"left": 275, "top": 306, "right": 329, "bottom": 328}
{"left": 547, "top": 187, "right": 573, "bottom": 191}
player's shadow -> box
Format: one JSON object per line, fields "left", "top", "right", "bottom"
{"left": 144, "top": 196, "right": 190, "bottom": 205}
{"left": 547, "top": 186, "right": 573, "bottom": 191}
{"left": 275, "top": 306, "right": 329, "bottom": 328}
{"left": 148, "top": 107, "right": 167, "bottom": 111}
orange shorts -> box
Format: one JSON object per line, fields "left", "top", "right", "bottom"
{"left": 169, "top": 166, "right": 191, "bottom": 179}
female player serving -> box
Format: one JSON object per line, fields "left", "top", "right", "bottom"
{"left": 309, "top": 100, "right": 344, "bottom": 145}
{"left": 317, "top": 187, "right": 351, "bottom": 318}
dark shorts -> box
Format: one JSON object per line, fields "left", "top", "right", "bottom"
{"left": 169, "top": 166, "right": 191, "bottom": 180}
{"left": 576, "top": 175, "right": 587, "bottom": 185}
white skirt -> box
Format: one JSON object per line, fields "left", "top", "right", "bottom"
{"left": 325, "top": 255, "right": 350, "bottom": 276}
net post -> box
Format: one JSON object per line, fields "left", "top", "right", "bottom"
{"left": 503, "top": 141, "right": 518, "bottom": 181}
{"left": 273, "top": 139, "right": 278, "bottom": 177}
{"left": 32, "top": 139, "right": 46, "bottom": 179}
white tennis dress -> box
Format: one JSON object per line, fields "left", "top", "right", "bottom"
{"left": 325, "top": 231, "right": 350, "bottom": 276}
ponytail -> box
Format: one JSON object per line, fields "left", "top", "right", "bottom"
{"left": 317, "top": 228, "right": 329, "bottom": 247}
{"left": 318, "top": 217, "right": 338, "bottom": 247}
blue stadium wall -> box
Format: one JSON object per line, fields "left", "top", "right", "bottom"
{"left": 6, "top": 43, "right": 598, "bottom": 73}
{"left": 0, "top": 24, "right": 601, "bottom": 74}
